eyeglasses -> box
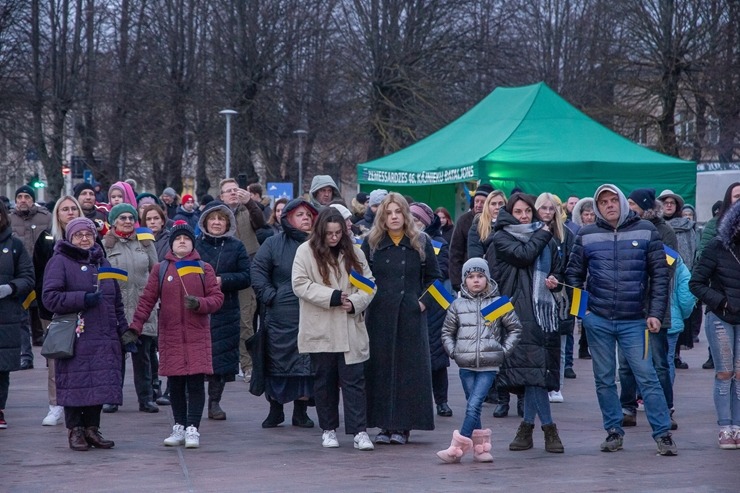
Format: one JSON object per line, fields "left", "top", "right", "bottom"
{"left": 221, "top": 188, "right": 239, "bottom": 195}
{"left": 325, "top": 230, "right": 343, "bottom": 238}
{"left": 72, "top": 232, "right": 94, "bottom": 240}
{"left": 117, "top": 215, "right": 135, "bottom": 222}
{"left": 60, "top": 206, "right": 79, "bottom": 212}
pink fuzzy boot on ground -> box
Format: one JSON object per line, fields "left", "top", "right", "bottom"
{"left": 471, "top": 428, "right": 494, "bottom": 462}
{"left": 436, "top": 430, "right": 474, "bottom": 463}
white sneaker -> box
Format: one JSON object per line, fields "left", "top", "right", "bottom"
{"left": 548, "top": 391, "right": 564, "bottom": 403}
{"left": 353, "top": 431, "right": 374, "bottom": 451}
{"left": 42, "top": 405, "right": 64, "bottom": 426}
{"left": 163, "top": 424, "right": 186, "bottom": 446}
{"left": 185, "top": 425, "right": 200, "bottom": 448}
{"left": 243, "top": 371, "right": 252, "bottom": 384}
{"left": 322, "top": 429, "right": 339, "bottom": 448}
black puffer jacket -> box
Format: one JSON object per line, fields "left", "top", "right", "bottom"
{"left": 492, "top": 209, "right": 562, "bottom": 392}
{"left": 424, "top": 216, "right": 450, "bottom": 370}
{"left": 251, "top": 200, "right": 314, "bottom": 377}
{"left": 0, "top": 227, "right": 35, "bottom": 372}
{"left": 195, "top": 204, "right": 251, "bottom": 375}
{"left": 690, "top": 202, "right": 740, "bottom": 325}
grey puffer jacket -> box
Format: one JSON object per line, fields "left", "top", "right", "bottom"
{"left": 441, "top": 279, "right": 521, "bottom": 369}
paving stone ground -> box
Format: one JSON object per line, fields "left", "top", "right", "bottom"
{"left": 0, "top": 335, "right": 735, "bottom": 493}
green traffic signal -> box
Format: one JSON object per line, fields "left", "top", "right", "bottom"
{"left": 28, "top": 174, "right": 46, "bottom": 189}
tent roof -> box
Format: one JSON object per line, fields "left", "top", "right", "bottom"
{"left": 357, "top": 82, "right": 692, "bottom": 186}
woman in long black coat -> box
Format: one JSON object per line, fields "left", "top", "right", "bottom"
{"left": 195, "top": 203, "right": 250, "bottom": 420}
{"left": 361, "top": 193, "right": 442, "bottom": 445}
{"left": 492, "top": 192, "right": 565, "bottom": 453}
{"left": 0, "top": 202, "right": 35, "bottom": 429}
{"left": 251, "top": 199, "right": 318, "bottom": 429}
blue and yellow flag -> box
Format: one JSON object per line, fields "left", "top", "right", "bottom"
{"left": 431, "top": 239, "right": 442, "bottom": 255}
{"left": 427, "top": 279, "right": 454, "bottom": 310}
{"left": 98, "top": 267, "right": 129, "bottom": 282}
{"left": 569, "top": 287, "right": 589, "bottom": 318}
{"left": 136, "top": 227, "right": 155, "bottom": 241}
{"left": 349, "top": 269, "right": 376, "bottom": 294}
{"left": 663, "top": 244, "right": 679, "bottom": 266}
{"left": 176, "top": 260, "right": 204, "bottom": 277}
{"left": 353, "top": 237, "right": 363, "bottom": 248}
{"left": 481, "top": 296, "right": 514, "bottom": 322}
{"left": 22, "top": 290, "right": 36, "bottom": 310}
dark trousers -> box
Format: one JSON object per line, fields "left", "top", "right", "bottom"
{"left": 169, "top": 374, "right": 206, "bottom": 428}
{"left": 150, "top": 338, "right": 159, "bottom": 384}
{"left": 311, "top": 352, "right": 367, "bottom": 435}
{"left": 619, "top": 327, "right": 673, "bottom": 412}
{"left": 19, "top": 310, "right": 33, "bottom": 364}
{"left": 0, "top": 371, "right": 9, "bottom": 409}
{"left": 431, "top": 367, "right": 449, "bottom": 405}
{"left": 64, "top": 405, "right": 102, "bottom": 429}
{"left": 131, "top": 335, "right": 155, "bottom": 404}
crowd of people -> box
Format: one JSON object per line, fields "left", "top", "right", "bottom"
{"left": 0, "top": 174, "right": 738, "bottom": 461}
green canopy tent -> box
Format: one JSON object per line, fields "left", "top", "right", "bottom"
{"left": 357, "top": 82, "right": 695, "bottom": 217}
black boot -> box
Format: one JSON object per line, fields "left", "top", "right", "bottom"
{"left": 493, "top": 390, "right": 511, "bottom": 417}
{"left": 291, "top": 400, "right": 314, "bottom": 428}
{"left": 262, "top": 399, "right": 285, "bottom": 428}
{"left": 152, "top": 379, "right": 162, "bottom": 400}
{"left": 208, "top": 380, "right": 227, "bottom": 420}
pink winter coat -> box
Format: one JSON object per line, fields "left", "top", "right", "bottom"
{"left": 130, "top": 250, "right": 224, "bottom": 376}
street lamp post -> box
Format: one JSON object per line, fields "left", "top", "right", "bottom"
{"left": 219, "top": 109, "right": 237, "bottom": 178}
{"left": 293, "top": 129, "right": 307, "bottom": 198}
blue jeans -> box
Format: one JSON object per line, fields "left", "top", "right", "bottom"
{"left": 459, "top": 369, "right": 496, "bottom": 437}
{"left": 667, "top": 332, "right": 679, "bottom": 385}
{"left": 523, "top": 386, "right": 553, "bottom": 425}
{"left": 618, "top": 327, "right": 673, "bottom": 413}
{"left": 705, "top": 312, "right": 740, "bottom": 426}
{"left": 583, "top": 313, "right": 671, "bottom": 439}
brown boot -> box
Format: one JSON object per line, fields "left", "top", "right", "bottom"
{"left": 542, "top": 423, "right": 564, "bottom": 453}
{"left": 84, "top": 426, "right": 115, "bottom": 449}
{"left": 509, "top": 421, "right": 534, "bottom": 451}
{"left": 68, "top": 427, "right": 89, "bottom": 451}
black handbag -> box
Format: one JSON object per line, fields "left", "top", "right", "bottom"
{"left": 244, "top": 328, "right": 267, "bottom": 397}
{"left": 41, "top": 313, "right": 79, "bottom": 359}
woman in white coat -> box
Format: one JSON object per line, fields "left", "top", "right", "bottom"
{"left": 292, "top": 208, "right": 376, "bottom": 451}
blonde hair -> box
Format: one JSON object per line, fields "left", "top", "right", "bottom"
{"left": 52, "top": 195, "right": 83, "bottom": 242}
{"left": 476, "top": 190, "right": 507, "bottom": 241}
{"left": 535, "top": 192, "right": 565, "bottom": 241}
{"left": 366, "top": 192, "right": 426, "bottom": 260}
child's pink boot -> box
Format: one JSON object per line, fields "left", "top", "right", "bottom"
{"left": 436, "top": 430, "right": 473, "bottom": 463}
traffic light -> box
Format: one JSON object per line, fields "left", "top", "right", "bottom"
{"left": 28, "top": 174, "right": 46, "bottom": 189}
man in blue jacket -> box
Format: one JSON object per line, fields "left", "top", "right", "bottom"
{"left": 566, "top": 184, "right": 677, "bottom": 456}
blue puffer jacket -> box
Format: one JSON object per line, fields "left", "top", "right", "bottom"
{"left": 566, "top": 185, "right": 669, "bottom": 322}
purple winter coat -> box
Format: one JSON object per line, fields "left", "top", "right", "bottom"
{"left": 42, "top": 241, "right": 128, "bottom": 407}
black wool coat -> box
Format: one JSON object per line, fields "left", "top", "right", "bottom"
{"left": 492, "top": 209, "right": 563, "bottom": 393}
{"left": 361, "top": 233, "right": 442, "bottom": 431}
{"left": 424, "top": 217, "right": 450, "bottom": 371}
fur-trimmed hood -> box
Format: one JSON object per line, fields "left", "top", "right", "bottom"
{"left": 572, "top": 197, "right": 594, "bottom": 227}
{"left": 718, "top": 200, "right": 740, "bottom": 248}
{"left": 198, "top": 203, "right": 236, "bottom": 238}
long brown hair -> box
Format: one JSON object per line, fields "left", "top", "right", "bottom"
{"left": 309, "top": 208, "right": 361, "bottom": 285}
{"left": 367, "top": 192, "right": 426, "bottom": 260}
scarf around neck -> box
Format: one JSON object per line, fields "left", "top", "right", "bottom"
{"left": 503, "top": 222, "right": 558, "bottom": 332}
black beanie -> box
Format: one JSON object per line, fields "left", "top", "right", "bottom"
{"left": 628, "top": 188, "right": 656, "bottom": 212}
{"left": 15, "top": 185, "right": 36, "bottom": 202}
{"left": 73, "top": 182, "right": 96, "bottom": 198}
{"left": 474, "top": 183, "right": 494, "bottom": 199}
{"left": 169, "top": 222, "right": 196, "bottom": 249}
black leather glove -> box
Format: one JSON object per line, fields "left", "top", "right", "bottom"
{"left": 121, "top": 329, "right": 138, "bottom": 346}
{"left": 84, "top": 291, "right": 103, "bottom": 307}
{"left": 184, "top": 295, "right": 200, "bottom": 311}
